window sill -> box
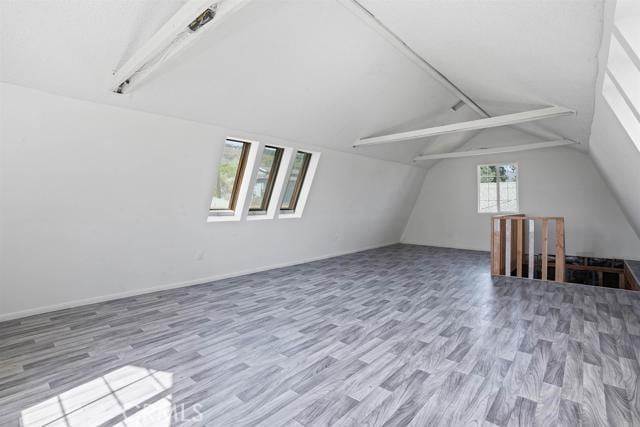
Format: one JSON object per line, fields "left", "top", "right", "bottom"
{"left": 279, "top": 211, "right": 301, "bottom": 219}
{"left": 207, "top": 213, "right": 240, "bottom": 223}
{"left": 209, "top": 209, "right": 235, "bottom": 216}
{"left": 477, "top": 211, "right": 521, "bottom": 215}
{"left": 247, "top": 213, "right": 273, "bottom": 221}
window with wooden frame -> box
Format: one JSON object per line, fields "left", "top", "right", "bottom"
{"left": 249, "top": 145, "right": 284, "bottom": 214}
{"left": 478, "top": 163, "right": 519, "bottom": 213}
{"left": 210, "top": 139, "right": 250, "bottom": 213}
{"left": 280, "top": 151, "right": 312, "bottom": 212}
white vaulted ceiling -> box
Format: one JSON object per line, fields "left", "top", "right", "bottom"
{"left": 358, "top": 0, "right": 605, "bottom": 149}
{"left": 0, "top": 0, "right": 607, "bottom": 164}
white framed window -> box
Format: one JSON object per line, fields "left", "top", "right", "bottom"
{"left": 477, "top": 163, "right": 519, "bottom": 213}
{"left": 210, "top": 139, "right": 251, "bottom": 214}
{"left": 248, "top": 145, "right": 285, "bottom": 215}
{"left": 280, "top": 151, "right": 312, "bottom": 212}
{"left": 278, "top": 150, "right": 320, "bottom": 219}
{"left": 208, "top": 138, "right": 260, "bottom": 222}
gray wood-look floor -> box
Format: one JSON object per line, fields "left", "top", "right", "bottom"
{"left": 1, "top": 244, "right": 640, "bottom": 426}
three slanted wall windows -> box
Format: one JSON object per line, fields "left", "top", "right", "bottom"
{"left": 477, "top": 163, "right": 519, "bottom": 214}
{"left": 210, "top": 138, "right": 317, "bottom": 219}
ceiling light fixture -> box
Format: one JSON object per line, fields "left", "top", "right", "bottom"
{"left": 188, "top": 7, "right": 217, "bottom": 32}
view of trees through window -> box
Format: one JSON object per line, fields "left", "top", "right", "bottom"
{"left": 209, "top": 141, "right": 315, "bottom": 216}
{"left": 250, "top": 146, "right": 283, "bottom": 211}
{"left": 281, "top": 151, "right": 311, "bottom": 211}
{"left": 478, "top": 163, "right": 518, "bottom": 213}
{"left": 210, "top": 139, "right": 248, "bottom": 210}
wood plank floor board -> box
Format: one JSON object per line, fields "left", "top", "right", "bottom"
{"left": 1, "top": 244, "right": 639, "bottom": 426}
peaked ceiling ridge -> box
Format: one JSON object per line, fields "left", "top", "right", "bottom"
{"left": 336, "top": 0, "right": 489, "bottom": 119}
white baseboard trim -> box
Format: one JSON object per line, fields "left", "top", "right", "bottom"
{"left": 0, "top": 241, "right": 399, "bottom": 322}
{"left": 400, "top": 240, "right": 490, "bottom": 253}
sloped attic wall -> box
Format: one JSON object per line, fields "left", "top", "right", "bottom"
{"left": 590, "top": 98, "right": 640, "bottom": 239}
{"left": 0, "top": 83, "right": 426, "bottom": 320}
{"left": 402, "top": 127, "right": 640, "bottom": 260}
{"left": 588, "top": 0, "right": 640, "bottom": 239}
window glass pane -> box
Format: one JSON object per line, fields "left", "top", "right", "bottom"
{"left": 502, "top": 164, "right": 518, "bottom": 182}
{"left": 478, "top": 163, "right": 518, "bottom": 213}
{"left": 483, "top": 165, "right": 497, "bottom": 177}
{"left": 211, "top": 139, "right": 247, "bottom": 210}
{"left": 479, "top": 182, "right": 498, "bottom": 213}
{"left": 250, "top": 146, "right": 282, "bottom": 211}
{"left": 281, "top": 151, "right": 311, "bottom": 210}
{"left": 500, "top": 181, "right": 518, "bottom": 212}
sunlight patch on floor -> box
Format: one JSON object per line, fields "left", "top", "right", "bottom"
{"left": 20, "top": 365, "right": 173, "bottom": 426}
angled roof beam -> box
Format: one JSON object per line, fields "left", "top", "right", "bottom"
{"left": 337, "top": 0, "right": 490, "bottom": 118}
{"left": 111, "top": 0, "right": 252, "bottom": 94}
{"left": 413, "top": 139, "right": 578, "bottom": 162}
{"left": 353, "top": 106, "right": 575, "bottom": 148}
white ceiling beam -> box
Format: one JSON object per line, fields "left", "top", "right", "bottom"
{"left": 111, "top": 0, "right": 252, "bottom": 94}
{"left": 413, "top": 139, "right": 577, "bottom": 162}
{"left": 353, "top": 106, "right": 575, "bottom": 147}
{"left": 337, "top": 0, "right": 490, "bottom": 118}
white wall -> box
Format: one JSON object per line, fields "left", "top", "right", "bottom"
{"left": 402, "top": 128, "right": 640, "bottom": 260}
{"left": 0, "top": 83, "right": 426, "bottom": 319}
{"left": 590, "top": 95, "right": 640, "bottom": 239}
{"left": 587, "top": 0, "right": 640, "bottom": 238}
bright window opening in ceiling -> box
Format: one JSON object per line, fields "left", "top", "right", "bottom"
{"left": 604, "top": 2, "right": 640, "bottom": 151}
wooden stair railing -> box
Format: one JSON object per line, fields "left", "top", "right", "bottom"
{"left": 491, "top": 214, "right": 565, "bottom": 282}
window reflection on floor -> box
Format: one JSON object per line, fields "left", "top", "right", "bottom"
{"left": 20, "top": 365, "right": 173, "bottom": 426}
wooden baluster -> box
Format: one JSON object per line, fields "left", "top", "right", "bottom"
{"left": 501, "top": 218, "right": 506, "bottom": 274}
{"left": 516, "top": 219, "right": 523, "bottom": 277}
{"left": 489, "top": 217, "right": 496, "bottom": 276}
{"left": 492, "top": 217, "right": 502, "bottom": 275}
{"left": 555, "top": 218, "right": 565, "bottom": 282}
{"left": 505, "top": 219, "right": 512, "bottom": 276}
{"left": 542, "top": 219, "right": 549, "bottom": 281}
{"left": 528, "top": 219, "right": 535, "bottom": 279}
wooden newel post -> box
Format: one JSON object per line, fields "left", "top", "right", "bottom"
{"left": 492, "top": 217, "right": 502, "bottom": 275}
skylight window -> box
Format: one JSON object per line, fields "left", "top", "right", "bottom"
{"left": 281, "top": 151, "right": 312, "bottom": 212}
{"left": 210, "top": 139, "right": 250, "bottom": 213}
{"left": 249, "top": 145, "right": 284, "bottom": 213}
{"left": 478, "top": 163, "right": 519, "bottom": 214}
